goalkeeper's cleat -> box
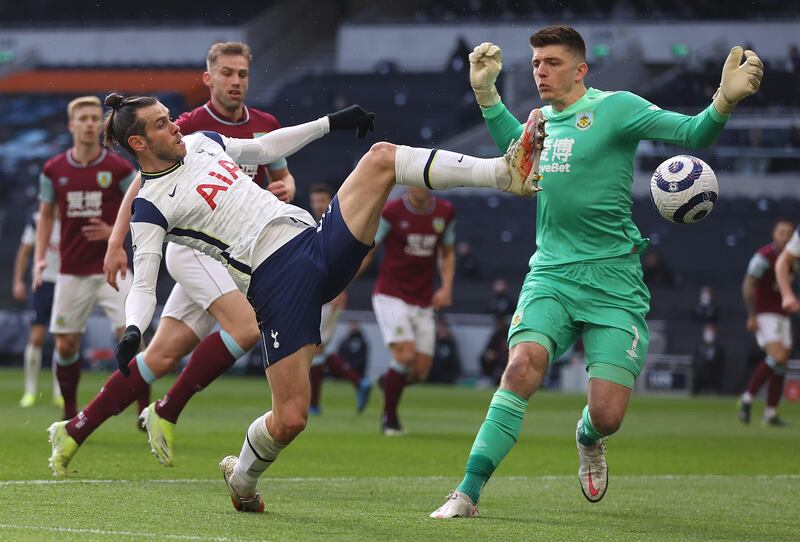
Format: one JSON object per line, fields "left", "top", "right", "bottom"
{"left": 140, "top": 403, "right": 175, "bottom": 467}
{"left": 356, "top": 377, "right": 372, "bottom": 414}
{"left": 219, "top": 455, "right": 265, "bottom": 513}
{"left": 502, "top": 108, "right": 547, "bottom": 198}
{"left": 429, "top": 491, "right": 479, "bottom": 519}
{"left": 762, "top": 415, "right": 787, "bottom": 427}
{"left": 19, "top": 392, "right": 36, "bottom": 408}
{"left": 47, "top": 421, "right": 78, "bottom": 477}
{"left": 576, "top": 419, "right": 608, "bottom": 503}
{"left": 737, "top": 400, "right": 751, "bottom": 424}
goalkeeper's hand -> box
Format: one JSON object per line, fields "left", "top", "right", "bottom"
{"left": 115, "top": 325, "right": 141, "bottom": 377}
{"left": 469, "top": 42, "right": 503, "bottom": 107}
{"left": 327, "top": 105, "right": 375, "bottom": 138}
{"left": 713, "top": 46, "right": 764, "bottom": 115}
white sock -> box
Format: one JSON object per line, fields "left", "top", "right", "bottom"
{"left": 232, "top": 413, "right": 286, "bottom": 495}
{"left": 23, "top": 345, "right": 42, "bottom": 396}
{"left": 741, "top": 391, "right": 753, "bottom": 404}
{"left": 764, "top": 407, "right": 777, "bottom": 419}
{"left": 394, "top": 145, "right": 509, "bottom": 190}
{"left": 51, "top": 354, "right": 62, "bottom": 400}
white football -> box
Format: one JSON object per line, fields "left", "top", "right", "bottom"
{"left": 649, "top": 155, "right": 718, "bottom": 224}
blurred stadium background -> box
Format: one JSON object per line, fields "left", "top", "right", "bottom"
{"left": 0, "top": 0, "right": 799, "bottom": 397}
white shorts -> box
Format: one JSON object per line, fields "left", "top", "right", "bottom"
{"left": 160, "top": 243, "right": 239, "bottom": 339}
{"left": 50, "top": 272, "right": 132, "bottom": 334}
{"left": 372, "top": 293, "right": 435, "bottom": 357}
{"left": 755, "top": 313, "right": 792, "bottom": 349}
{"left": 320, "top": 302, "right": 343, "bottom": 347}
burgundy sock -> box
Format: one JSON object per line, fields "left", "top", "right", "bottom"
{"left": 766, "top": 372, "right": 786, "bottom": 408}
{"left": 56, "top": 362, "right": 81, "bottom": 419}
{"left": 66, "top": 359, "right": 149, "bottom": 445}
{"left": 310, "top": 364, "right": 324, "bottom": 408}
{"left": 136, "top": 384, "right": 151, "bottom": 415}
{"left": 326, "top": 353, "right": 361, "bottom": 386}
{"left": 746, "top": 360, "right": 774, "bottom": 396}
{"left": 382, "top": 368, "right": 407, "bottom": 425}
{"left": 155, "top": 332, "right": 236, "bottom": 423}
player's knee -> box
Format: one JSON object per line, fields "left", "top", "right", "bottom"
{"left": 55, "top": 337, "right": 79, "bottom": 358}
{"left": 500, "top": 354, "right": 544, "bottom": 398}
{"left": 364, "top": 142, "right": 396, "bottom": 177}
{"left": 232, "top": 322, "right": 260, "bottom": 351}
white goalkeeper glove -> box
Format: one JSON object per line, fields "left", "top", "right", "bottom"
{"left": 469, "top": 42, "right": 503, "bottom": 108}
{"left": 712, "top": 46, "right": 764, "bottom": 115}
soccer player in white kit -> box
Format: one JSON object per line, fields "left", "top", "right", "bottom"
{"left": 14, "top": 212, "right": 62, "bottom": 407}
{"left": 75, "top": 91, "right": 542, "bottom": 512}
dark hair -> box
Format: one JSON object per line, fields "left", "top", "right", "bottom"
{"left": 529, "top": 26, "right": 586, "bottom": 61}
{"left": 774, "top": 217, "right": 796, "bottom": 229}
{"left": 309, "top": 183, "right": 334, "bottom": 198}
{"left": 102, "top": 93, "right": 159, "bottom": 155}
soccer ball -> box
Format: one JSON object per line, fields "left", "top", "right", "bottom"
{"left": 649, "top": 155, "right": 718, "bottom": 224}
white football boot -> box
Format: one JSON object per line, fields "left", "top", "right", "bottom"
{"left": 219, "top": 455, "right": 265, "bottom": 513}
{"left": 502, "top": 108, "right": 547, "bottom": 197}
{"left": 429, "top": 490, "right": 479, "bottom": 518}
{"left": 576, "top": 419, "right": 608, "bottom": 502}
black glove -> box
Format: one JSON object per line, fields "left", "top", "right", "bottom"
{"left": 327, "top": 105, "right": 375, "bottom": 138}
{"left": 115, "top": 325, "right": 141, "bottom": 377}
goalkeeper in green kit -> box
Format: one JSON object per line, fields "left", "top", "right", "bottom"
{"left": 430, "top": 26, "right": 763, "bottom": 518}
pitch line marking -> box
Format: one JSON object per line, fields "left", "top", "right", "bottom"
{"left": 1, "top": 474, "right": 799, "bottom": 486}
{"left": 0, "top": 523, "right": 267, "bottom": 542}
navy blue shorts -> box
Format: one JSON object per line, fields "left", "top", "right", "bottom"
{"left": 248, "top": 196, "right": 372, "bottom": 367}
{"left": 30, "top": 281, "right": 55, "bottom": 327}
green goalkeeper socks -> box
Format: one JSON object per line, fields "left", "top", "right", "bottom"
{"left": 578, "top": 405, "right": 605, "bottom": 446}
{"left": 456, "top": 389, "right": 528, "bottom": 503}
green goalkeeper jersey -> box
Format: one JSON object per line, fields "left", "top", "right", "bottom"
{"left": 482, "top": 87, "right": 730, "bottom": 268}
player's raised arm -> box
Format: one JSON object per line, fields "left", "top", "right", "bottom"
{"left": 469, "top": 42, "right": 525, "bottom": 152}
{"left": 616, "top": 47, "right": 763, "bottom": 147}
{"left": 115, "top": 197, "right": 166, "bottom": 376}
{"left": 104, "top": 172, "right": 141, "bottom": 290}
{"left": 223, "top": 105, "right": 374, "bottom": 165}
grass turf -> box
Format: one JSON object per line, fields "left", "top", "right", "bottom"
{"left": 1, "top": 367, "right": 799, "bottom": 541}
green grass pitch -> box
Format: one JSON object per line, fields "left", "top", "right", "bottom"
{"left": 1, "top": 367, "right": 799, "bottom": 541}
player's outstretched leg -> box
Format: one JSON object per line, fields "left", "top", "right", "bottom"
{"left": 738, "top": 356, "right": 774, "bottom": 424}
{"left": 47, "top": 356, "right": 155, "bottom": 476}
{"left": 140, "top": 402, "right": 175, "bottom": 466}
{"left": 576, "top": 413, "right": 608, "bottom": 502}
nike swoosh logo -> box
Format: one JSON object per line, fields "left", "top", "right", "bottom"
{"left": 457, "top": 155, "right": 464, "bottom": 163}
{"left": 588, "top": 470, "right": 600, "bottom": 497}
{"left": 168, "top": 184, "right": 177, "bottom": 197}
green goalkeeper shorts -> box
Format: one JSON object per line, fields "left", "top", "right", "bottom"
{"left": 508, "top": 253, "right": 650, "bottom": 388}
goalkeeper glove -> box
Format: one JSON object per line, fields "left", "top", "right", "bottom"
{"left": 115, "top": 325, "right": 141, "bottom": 377}
{"left": 469, "top": 42, "right": 503, "bottom": 107}
{"left": 713, "top": 46, "right": 764, "bottom": 115}
{"left": 327, "top": 105, "right": 375, "bottom": 138}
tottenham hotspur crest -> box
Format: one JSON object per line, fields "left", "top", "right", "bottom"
{"left": 270, "top": 330, "right": 280, "bottom": 349}
{"left": 575, "top": 112, "right": 593, "bottom": 131}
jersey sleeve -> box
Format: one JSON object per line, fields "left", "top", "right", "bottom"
{"left": 130, "top": 198, "right": 168, "bottom": 255}
{"left": 20, "top": 221, "right": 35, "bottom": 246}
{"left": 442, "top": 220, "right": 456, "bottom": 247}
{"left": 39, "top": 172, "right": 55, "bottom": 203}
{"left": 224, "top": 118, "right": 329, "bottom": 165}
{"left": 374, "top": 216, "right": 392, "bottom": 245}
{"left": 481, "top": 101, "right": 525, "bottom": 153}
{"left": 746, "top": 252, "right": 770, "bottom": 278}
{"left": 785, "top": 229, "right": 800, "bottom": 258}
{"left": 613, "top": 91, "right": 729, "bottom": 148}
{"left": 127, "top": 197, "right": 167, "bottom": 332}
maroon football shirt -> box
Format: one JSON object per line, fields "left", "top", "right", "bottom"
{"left": 751, "top": 243, "right": 786, "bottom": 315}
{"left": 374, "top": 195, "right": 455, "bottom": 307}
{"left": 40, "top": 148, "right": 136, "bottom": 275}
{"left": 175, "top": 101, "right": 283, "bottom": 187}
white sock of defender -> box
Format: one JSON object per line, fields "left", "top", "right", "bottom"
{"left": 23, "top": 345, "right": 42, "bottom": 396}
{"left": 232, "top": 413, "right": 286, "bottom": 495}
{"left": 51, "top": 354, "right": 62, "bottom": 400}
{"left": 395, "top": 145, "right": 510, "bottom": 190}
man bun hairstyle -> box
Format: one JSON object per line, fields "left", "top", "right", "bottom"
{"left": 102, "top": 92, "right": 159, "bottom": 155}
{"left": 529, "top": 25, "right": 586, "bottom": 61}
